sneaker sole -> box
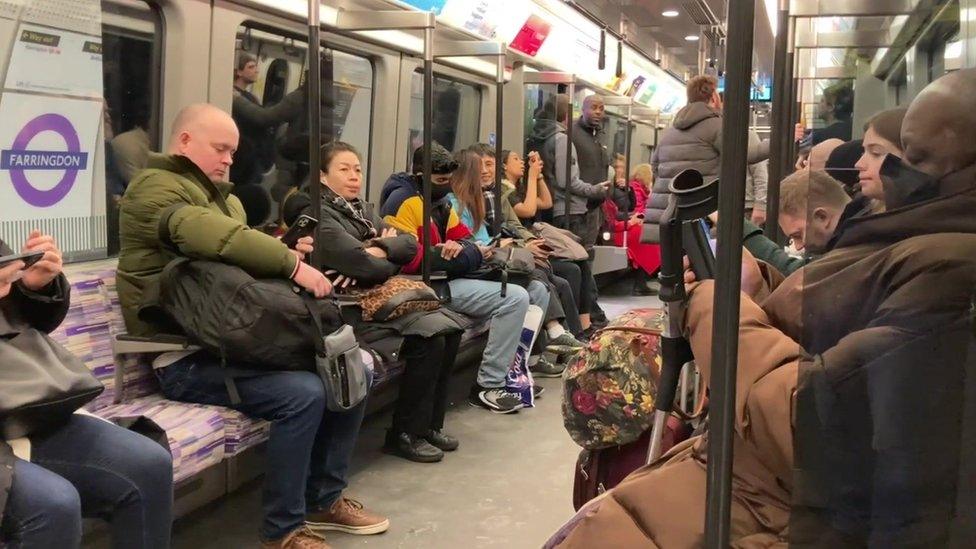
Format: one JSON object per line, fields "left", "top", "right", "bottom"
{"left": 530, "top": 370, "right": 564, "bottom": 378}
{"left": 306, "top": 518, "right": 390, "bottom": 536}
{"left": 468, "top": 399, "right": 523, "bottom": 414}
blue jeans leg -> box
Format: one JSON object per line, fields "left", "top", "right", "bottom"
{"left": 157, "top": 354, "right": 365, "bottom": 541}
{"left": 2, "top": 459, "right": 82, "bottom": 548}
{"left": 447, "top": 279, "right": 530, "bottom": 388}
{"left": 527, "top": 280, "right": 551, "bottom": 327}
{"left": 305, "top": 371, "right": 371, "bottom": 512}
{"left": 2, "top": 414, "right": 174, "bottom": 549}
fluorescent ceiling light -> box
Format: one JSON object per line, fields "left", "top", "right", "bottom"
{"left": 662, "top": 10, "right": 680, "bottom": 17}
{"left": 684, "top": 35, "right": 699, "bottom": 41}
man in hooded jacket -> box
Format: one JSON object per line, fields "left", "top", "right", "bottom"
{"left": 549, "top": 68, "right": 976, "bottom": 548}
{"left": 646, "top": 75, "right": 770, "bottom": 233}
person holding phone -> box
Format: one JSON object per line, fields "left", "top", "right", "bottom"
{"left": 118, "top": 104, "right": 384, "bottom": 549}
{"left": 1, "top": 232, "right": 174, "bottom": 549}
{"left": 283, "top": 141, "right": 466, "bottom": 463}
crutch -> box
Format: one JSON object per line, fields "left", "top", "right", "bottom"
{"left": 647, "top": 169, "right": 718, "bottom": 464}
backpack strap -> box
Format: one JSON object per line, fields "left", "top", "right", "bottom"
{"left": 594, "top": 325, "right": 708, "bottom": 420}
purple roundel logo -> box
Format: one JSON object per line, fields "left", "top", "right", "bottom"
{"left": 0, "top": 113, "right": 89, "bottom": 207}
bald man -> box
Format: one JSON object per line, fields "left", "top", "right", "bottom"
{"left": 806, "top": 137, "right": 844, "bottom": 171}
{"left": 550, "top": 69, "right": 976, "bottom": 548}
{"left": 118, "top": 104, "right": 388, "bottom": 547}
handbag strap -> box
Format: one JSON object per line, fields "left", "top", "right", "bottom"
{"left": 593, "top": 325, "right": 707, "bottom": 420}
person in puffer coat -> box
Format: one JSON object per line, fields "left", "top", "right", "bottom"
{"left": 283, "top": 141, "right": 465, "bottom": 464}
{"left": 645, "top": 76, "right": 770, "bottom": 236}
{"left": 549, "top": 68, "right": 976, "bottom": 549}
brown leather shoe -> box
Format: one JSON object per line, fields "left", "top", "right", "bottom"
{"left": 305, "top": 496, "right": 390, "bottom": 536}
{"left": 260, "top": 525, "right": 331, "bottom": 549}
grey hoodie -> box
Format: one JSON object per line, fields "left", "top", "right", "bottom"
{"left": 527, "top": 118, "right": 606, "bottom": 217}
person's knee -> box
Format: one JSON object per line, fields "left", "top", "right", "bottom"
{"left": 39, "top": 476, "right": 83, "bottom": 533}
{"left": 500, "top": 285, "right": 530, "bottom": 314}
{"left": 129, "top": 436, "right": 176, "bottom": 490}
{"left": 282, "top": 372, "right": 328, "bottom": 415}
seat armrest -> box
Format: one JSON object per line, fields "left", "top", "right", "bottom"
{"left": 111, "top": 334, "right": 202, "bottom": 404}
{"left": 403, "top": 271, "right": 448, "bottom": 281}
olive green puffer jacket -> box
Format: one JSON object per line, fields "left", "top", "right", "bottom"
{"left": 117, "top": 154, "right": 298, "bottom": 336}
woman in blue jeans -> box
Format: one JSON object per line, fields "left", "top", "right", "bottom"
{"left": 0, "top": 233, "right": 173, "bottom": 548}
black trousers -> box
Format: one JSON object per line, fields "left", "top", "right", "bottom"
{"left": 393, "top": 331, "right": 463, "bottom": 435}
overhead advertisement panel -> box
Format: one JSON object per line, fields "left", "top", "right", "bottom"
{"left": 403, "top": 0, "right": 685, "bottom": 113}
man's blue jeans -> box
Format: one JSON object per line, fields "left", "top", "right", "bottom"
{"left": 447, "top": 278, "right": 530, "bottom": 388}
{"left": 1, "top": 414, "right": 174, "bottom": 548}
{"left": 157, "top": 353, "right": 368, "bottom": 541}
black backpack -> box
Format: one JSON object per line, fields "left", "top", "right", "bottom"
{"left": 142, "top": 258, "right": 343, "bottom": 372}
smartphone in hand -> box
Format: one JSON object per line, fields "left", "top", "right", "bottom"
{"left": 0, "top": 250, "right": 45, "bottom": 269}
{"left": 281, "top": 215, "right": 318, "bottom": 248}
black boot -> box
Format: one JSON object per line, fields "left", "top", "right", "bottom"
{"left": 424, "top": 429, "right": 459, "bottom": 452}
{"left": 383, "top": 430, "right": 444, "bottom": 463}
{"left": 632, "top": 269, "right": 659, "bottom": 296}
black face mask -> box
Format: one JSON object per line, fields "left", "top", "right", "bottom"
{"left": 880, "top": 154, "right": 938, "bottom": 209}
{"left": 430, "top": 182, "right": 453, "bottom": 201}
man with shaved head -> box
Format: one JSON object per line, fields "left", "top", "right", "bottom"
{"left": 118, "top": 104, "right": 388, "bottom": 548}
{"left": 549, "top": 69, "right": 976, "bottom": 548}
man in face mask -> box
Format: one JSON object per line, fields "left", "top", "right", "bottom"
{"left": 548, "top": 68, "right": 976, "bottom": 548}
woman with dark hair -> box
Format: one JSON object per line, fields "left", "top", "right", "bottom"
{"left": 855, "top": 107, "right": 908, "bottom": 205}
{"left": 502, "top": 149, "right": 596, "bottom": 335}
{"left": 291, "top": 141, "right": 464, "bottom": 463}
{"left": 502, "top": 149, "right": 552, "bottom": 225}
{"left": 449, "top": 149, "right": 583, "bottom": 375}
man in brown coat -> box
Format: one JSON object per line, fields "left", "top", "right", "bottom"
{"left": 550, "top": 68, "right": 976, "bottom": 548}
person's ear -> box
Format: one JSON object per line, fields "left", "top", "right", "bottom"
{"left": 177, "top": 131, "right": 191, "bottom": 153}
{"left": 812, "top": 207, "right": 830, "bottom": 225}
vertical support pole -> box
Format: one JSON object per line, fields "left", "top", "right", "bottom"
{"left": 307, "top": 0, "right": 323, "bottom": 268}
{"left": 563, "top": 82, "right": 575, "bottom": 229}
{"left": 421, "top": 27, "right": 434, "bottom": 285}
{"left": 494, "top": 54, "right": 504, "bottom": 236}
{"left": 705, "top": 0, "right": 754, "bottom": 546}
{"left": 623, "top": 101, "right": 633, "bottom": 247}
{"left": 765, "top": 2, "right": 790, "bottom": 242}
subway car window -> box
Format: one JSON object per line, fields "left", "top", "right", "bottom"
{"left": 0, "top": 1, "right": 161, "bottom": 261}
{"left": 407, "top": 72, "right": 480, "bottom": 166}
{"left": 233, "top": 25, "right": 374, "bottom": 213}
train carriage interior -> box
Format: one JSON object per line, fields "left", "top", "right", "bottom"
{"left": 0, "top": 0, "right": 974, "bottom": 547}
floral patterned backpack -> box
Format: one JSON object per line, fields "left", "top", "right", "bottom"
{"left": 561, "top": 308, "right": 704, "bottom": 450}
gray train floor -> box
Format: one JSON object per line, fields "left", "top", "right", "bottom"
{"left": 97, "top": 272, "right": 662, "bottom": 548}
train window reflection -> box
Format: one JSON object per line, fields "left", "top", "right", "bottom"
{"left": 234, "top": 25, "right": 374, "bottom": 209}
{"left": 407, "top": 72, "right": 480, "bottom": 166}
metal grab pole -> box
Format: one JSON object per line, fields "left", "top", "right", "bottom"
{"left": 623, "top": 102, "right": 632, "bottom": 247}
{"left": 494, "top": 56, "right": 504, "bottom": 236}
{"left": 765, "top": 2, "right": 790, "bottom": 242}
{"left": 307, "top": 0, "right": 323, "bottom": 268}
{"left": 421, "top": 27, "right": 433, "bottom": 286}
{"left": 564, "top": 83, "right": 574, "bottom": 230}
{"left": 705, "top": 0, "right": 754, "bottom": 546}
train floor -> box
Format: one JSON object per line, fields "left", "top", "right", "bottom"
{"left": 97, "top": 272, "right": 661, "bottom": 549}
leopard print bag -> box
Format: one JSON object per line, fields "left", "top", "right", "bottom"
{"left": 350, "top": 276, "right": 441, "bottom": 322}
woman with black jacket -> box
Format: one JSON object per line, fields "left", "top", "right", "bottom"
{"left": 284, "top": 141, "right": 464, "bottom": 463}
